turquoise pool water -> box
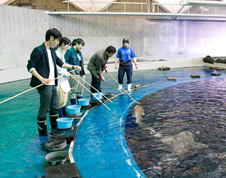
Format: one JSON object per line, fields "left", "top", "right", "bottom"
{"left": 0, "top": 67, "right": 224, "bottom": 177}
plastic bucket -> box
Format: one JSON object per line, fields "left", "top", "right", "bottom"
{"left": 92, "top": 93, "right": 102, "bottom": 102}
{"left": 67, "top": 105, "right": 81, "bottom": 114}
{"left": 56, "top": 117, "right": 73, "bottom": 129}
{"left": 78, "top": 98, "right": 90, "bottom": 106}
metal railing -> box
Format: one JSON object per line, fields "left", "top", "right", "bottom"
{"left": 62, "top": 0, "right": 148, "bottom": 12}
{"left": 59, "top": 0, "right": 226, "bottom": 16}
{"left": 152, "top": 0, "right": 226, "bottom": 15}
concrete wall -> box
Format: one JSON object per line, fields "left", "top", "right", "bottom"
{"left": 1, "top": 4, "right": 226, "bottom": 83}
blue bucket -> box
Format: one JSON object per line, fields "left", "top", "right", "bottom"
{"left": 56, "top": 117, "right": 73, "bottom": 129}
{"left": 67, "top": 105, "right": 81, "bottom": 114}
{"left": 78, "top": 98, "right": 90, "bottom": 106}
{"left": 92, "top": 93, "right": 102, "bottom": 102}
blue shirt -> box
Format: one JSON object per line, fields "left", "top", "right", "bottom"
{"left": 116, "top": 46, "right": 136, "bottom": 62}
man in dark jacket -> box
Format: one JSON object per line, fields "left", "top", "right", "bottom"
{"left": 27, "top": 28, "right": 81, "bottom": 136}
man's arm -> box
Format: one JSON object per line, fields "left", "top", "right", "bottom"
{"left": 95, "top": 54, "right": 101, "bottom": 74}
{"left": 115, "top": 58, "right": 119, "bottom": 70}
{"left": 115, "top": 49, "right": 120, "bottom": 70}
{"left": 95, "top": 53, "right": 105, "bottom": 81}
{"left": 27, "top": 48, "right": 40, "bottom": 73}
{"left": 99, "top": 72, "right": 105, "bottom": 82}
{"left": 64, "top": 50, "right": 77, "bottom": 75}
{"left": 27, "top": 48, "right": 51, "bottom": 85}
{"left": 31, "top": 69, "right": 51, "bottom": 85}
{"left": 132, "top": 58, "right": 138, "bottom": 70}
{"left": 131, "top": 49, "right": 138, "bottom": 70}
{"left": 62, "top": 63, "right": 81, "bottom": 71}
{"left": 104, "top": 65, "right": 109, "bottom": 73}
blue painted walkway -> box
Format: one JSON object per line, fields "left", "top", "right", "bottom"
{"left": 0, "top": 67, "right": 224, "bottom": 177}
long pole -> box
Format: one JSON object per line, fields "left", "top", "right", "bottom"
{"left": 0, "top": 73, "right": 66, "bottom": 105}
{"left": 76, "top": 75, "right": 113, "bottom": 103}
{"left": 71, "top": 75, "right": 111, "bottom": 110}
{"left": 107, "top": 72, "right": 137, "bottom": 103}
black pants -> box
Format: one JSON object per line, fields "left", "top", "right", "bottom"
{"left": 118, "top": 62, "right": 133, "bottom": 84}
{"left": 90, "top": 74, "right": 101, "bottom": 93}
{"left": 37, "top": 85, "right": 59, "bottom": 119}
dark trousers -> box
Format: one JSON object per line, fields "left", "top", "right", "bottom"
{"left": 91, "top": 74, "right": 102, "bottom": 93}
{"left": 37, "top": 85, "right": 59, "bottom": 119}
{"left": 118, "top": 63, "right": 133, "bottom": 84}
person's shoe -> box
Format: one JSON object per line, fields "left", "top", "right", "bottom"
{"left": 62, "top": 106, "right": 67, "bottom": 117}
{"left": 117, "top": 84, "right": 122, "bottom": 90}
{"left": 127, "top": 83, "right": 132, "bottom": 92}
{"left": 70, "top": 98, "right": 76, "bottom": 105}
{"left": 50, "top": 114, "right": 59, "bottom": 129}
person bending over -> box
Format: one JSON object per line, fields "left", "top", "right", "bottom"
{"left": 87, "top": 46, "right": 116, "bottom": 94}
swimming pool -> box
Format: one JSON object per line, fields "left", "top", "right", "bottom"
{"left": 0, "top": 67, "right": 224, "bottom": 177}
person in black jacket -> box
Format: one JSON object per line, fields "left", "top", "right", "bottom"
{"left": 27, "top": 28, "right": 81, "bottom": 136}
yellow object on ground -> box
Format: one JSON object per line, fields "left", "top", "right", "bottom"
{"left": 167, "top": 77, "right": 177, "bottom": 80}
{"left": 191, "top": 75, "right": 201, "bottom": 78}
{"left": 216, "top": 67, "right": 225, "bottom": 70}
{"left": 158, "top": 66, "right": 170, "bottom": 70}
{"left": 134, "top": 85, "right": 143, "bottom": 89}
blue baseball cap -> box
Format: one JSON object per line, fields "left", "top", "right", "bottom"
{"left": 122, "top": 38, "right": 129, "bottom": 43}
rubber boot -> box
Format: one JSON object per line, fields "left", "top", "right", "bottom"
{"left": 128, "top": 83, "right": 132, "bottom": 92}
{"left": 62, "top": 106, "right": 67, "bottom": 117}
{"left": 70, "top": 98, "right": 76, "bottom": 105}
{"left": 50, "top": 114, "right": 59, "bottom": 129}
{"left": 37, "top": 117, "right": 49, "bottom": 136}
{"left": 117, "top": 84, "right": 122, "bottom": 90}
{"left": 59, "top": 108, "right": 64, "bottom": 118}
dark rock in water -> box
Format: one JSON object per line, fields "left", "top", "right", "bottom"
{"left": 211, "top": 73, "right": 221, "bottom": 76}
{"left": 159, "top": 59, "right": 167, "bottom": 61}
{"left": 215, "top": 58, "right": 226, "bottom": 64}
{"left": 191, "top": 75, "right": 201, "bottom": 78}
{"left": 203, "top": 55, "right": 214, "bottom": 64}
{"left": 125, "top": 78, "right": 226, "bottom": 177}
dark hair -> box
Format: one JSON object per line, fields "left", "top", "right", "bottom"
{"left": 59, "top": 37, "right": 71, "bottom": 46}
{"left": 72, "top": 38, "right": 85, "bottom": 46}
{"left": 45, "top": 28, "right": 62, "bottom": 41}
{"left": 106, "top": 46, "right": 116, "bottom": 53}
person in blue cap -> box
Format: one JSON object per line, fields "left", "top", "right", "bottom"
{"left": 115, "top": 38, "right": 138, "bottom": 92}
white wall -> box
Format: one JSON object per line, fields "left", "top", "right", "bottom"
{"left": 1, "top": 4, "right": 226, "bottom": 83}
